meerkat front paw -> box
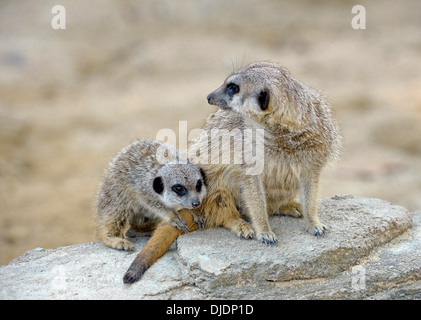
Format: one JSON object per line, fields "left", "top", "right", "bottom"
{"left": 170, "top": 217, "right": 190, "bottom": 234}
{"left": 194, "top": 216, "right": 206, "bottom": 230}
{"left": 306, "top": 223, "right": 328, "bottom": 237}
{"left": 191, "top": 212, "right": 206, "bottom": 230}
{"left": 257, "top": 231, "right": 279, "bottom": 246}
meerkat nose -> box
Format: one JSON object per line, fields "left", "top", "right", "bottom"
{"left": 207, "top": 93, "right": 213, "bottom": 104}
{"left": 192, "top": 200, "right": 200, "bottom": 208}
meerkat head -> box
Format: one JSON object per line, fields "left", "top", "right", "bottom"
{"left": 152, "top": 163, "right": 207, "bottom": 211}
{"left": 207, "top": 61, "right": 312, "bottom": 131}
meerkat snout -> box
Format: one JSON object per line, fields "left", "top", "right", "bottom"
{"left": 192, "top": 199, "right": 200, "bottom": 208}
{"left": 207, "top": 92, "right": 220, "bottom": 107}
{"left": 207, "top": 87, "right": 231, "bottom": 110}
{"left": 206, "top": 93, "right": 213, "bottom": 104}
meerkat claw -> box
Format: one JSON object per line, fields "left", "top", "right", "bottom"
{"left": 259, "top": 232, "right": 279, "bottom": 246}
{"left": 312, "top": 224, "right": 327, "bottom": 237}
{"left": 191, "top": 212, "right": 206, "bottom": 230}
{"left": 172, "top": 219, "right": 190, "bottom": 233}
{"left": 239, "top": 232, "right": 251, "bottom": 239}
{"left": 196, "top": 217, "right": 206, "bottom": 230}
{"left": 180, "top": 221, "right": 190, "bottom": 233}
{"left": 263, "top": 238, "right": 277, "bottom": 246}
{"left": 180, "top": 224, "right": 189, "bottom": 233}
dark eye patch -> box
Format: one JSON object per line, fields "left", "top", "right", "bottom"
{"left": 172, "top": 184, "right": 187, "bottom": 196}
{"left": 153, "top": 177, "right": 164, "bottom": 194}
{"left": 226, "top": 83, "right": 239, "bottom": 96}
{"left": 199, "top": 168, "right": 206, "bottom": 185}
{"left": 196, "top": 179, "right": 202, "bottom": 192}
{"left": 258, "top": 89, "right": 270, "bottom": 111}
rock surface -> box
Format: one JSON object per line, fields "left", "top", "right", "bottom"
{"left": 1, "top": 196, "right": 420, "bottom": 300}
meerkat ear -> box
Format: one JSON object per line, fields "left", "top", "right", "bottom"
{"left": 153, "top": 177, "right": 164, "bottom": 194}
{"left": 258, "top": 89, "right": 270, "bottom": 111}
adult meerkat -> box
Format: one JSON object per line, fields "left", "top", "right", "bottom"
{"left": 95, "top": 138, "right": 207, "bottom": 251}
{"left": 198, "top": 61, "right": 341, "bottom": 243}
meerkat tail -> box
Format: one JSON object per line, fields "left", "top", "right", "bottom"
{"left": 123, "top": 210, "right": 199, "bottom": 284}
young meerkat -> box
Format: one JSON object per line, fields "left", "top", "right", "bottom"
{"left": 95, "top": 138, "right": 207, "bottom": 251}
{"left": 196, "top": 61, "right": 341, "bottom": 244}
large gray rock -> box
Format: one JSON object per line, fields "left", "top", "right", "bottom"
{"left": 1, "top": 196, "right": 419, "bottom": 299}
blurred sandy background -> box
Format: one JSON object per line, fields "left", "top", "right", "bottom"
{"left": 1, "top": 0, "right": 420, "bottom": 265}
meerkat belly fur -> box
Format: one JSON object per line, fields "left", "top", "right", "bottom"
{"left": 194, "top": 61, "right": 341, "bottom": 244}
{"left": 95, "top": 138, "right": 207, "bottom": 251}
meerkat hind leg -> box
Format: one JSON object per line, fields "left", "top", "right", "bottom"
{"left": 223, "top": 216, "right": 255, "bottom": 239}
{"left": 300, "top": 173, "right": 327, "bottom": 237}
{"left": 206, "top": 198, "right": 255, "bottom": 239}
{"left": 102, "top": 236, "right": 135, "bottom": 251}
{"left": 274, "top": 200, "right": 303, "bottom": 218}
{"left": 98, "top": 217, "right": 135, "bottom": 251}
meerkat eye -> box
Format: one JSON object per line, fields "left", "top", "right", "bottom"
{"left": 172, "top": 184, "right": 187, "bottom": 196}
{"left": 226, "top": 83, "right": 240, "bottom": 96}
{"left": 196, "top": 179, "right": 202, "bottom": 192}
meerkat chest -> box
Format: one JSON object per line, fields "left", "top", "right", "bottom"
{"left": 261, "top": 153, "right": 301, "bottom": 191}
{"left": 243, "top": 117, "right": 301, "bottom": 188}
